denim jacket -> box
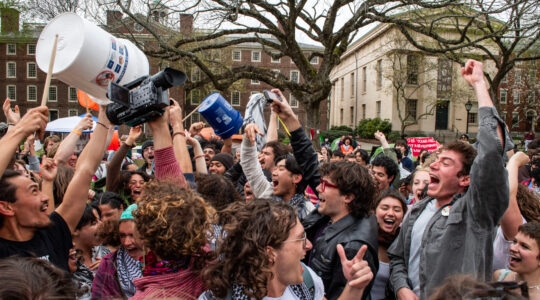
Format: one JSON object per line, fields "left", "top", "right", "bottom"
{"left": 388, "top": 107, "right": 512, "bottom": 298}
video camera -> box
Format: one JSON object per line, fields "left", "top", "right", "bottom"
{"left": 106, "top": 68, "right": 187, "bottom": 126}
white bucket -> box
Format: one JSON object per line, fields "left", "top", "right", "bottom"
{"left": 36, "top": 13, "right": 149, "bottom": 105}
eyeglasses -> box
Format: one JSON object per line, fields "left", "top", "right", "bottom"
{"left": 320, "top": 178, "right": 339, "bottom": 192}
{"left": 283, "top": 232, "right": 307, "bottom": 248}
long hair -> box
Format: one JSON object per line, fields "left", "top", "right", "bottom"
{"left": 203, "top": 199, "right": 297, "bottom": 299}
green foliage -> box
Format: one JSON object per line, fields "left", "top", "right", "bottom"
{"left": 355, "top": 118, "right": 392, "bottom": 138}
{"left": 321, "top": 130, "right": 353, "bottom": 142}
{"left": 330, "top": 125, "right": 354, "bottom": 133}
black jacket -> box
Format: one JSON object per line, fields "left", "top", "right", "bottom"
{"left": 303, "top": 212, "right": 379, "bottom": 300}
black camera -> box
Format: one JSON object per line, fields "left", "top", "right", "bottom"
{"left": 263, "top": 90, "right": 282, "bottom": 104}
{"left": 106, "top": 68, "right": 187, "bottom": 126}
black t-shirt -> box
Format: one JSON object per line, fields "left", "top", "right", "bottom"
{"left": 0, "top": 212, "right": 72, "bottom": 272}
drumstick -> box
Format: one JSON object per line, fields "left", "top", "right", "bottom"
{"left": 41, "top": 34, "right": 59, "bottom": 106}
{"left": 182, "top": 103, "right": 203, "bottom": 122}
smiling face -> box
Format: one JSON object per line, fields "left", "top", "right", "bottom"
{"left": 119, "top": 220, "right": 144, "bottom": 260}
{"left": 428, "top": 150, "right": 469, "bottom": 204}
{"left": 508, "top": 232, "right": 540, "bottom": 274}
{"left": 244, "top": 181, "right": 255, "bottom": 202}
{"left": 208, "top": 161, "right": 226, "bottom": 175}
{"left": 4, "top": 175, "right": 51, "bottom": 230}
{"left": 128, "top": 174, "right": 145, "bottom": 201}
{"left": 271, "top": 159, "right": 300, "bottom": 202}
{"left": 269, "top": 220, "right": 312, "bottom": 291}
{"left": 203, "top": 147, "right": 216, "bottom": 166}
{"left": 376, "top": 197, "right": 405, "bottom": 234}
{"left": 371, "top": 166, "right": 393, "bottom": 191}
{"left": 316, "top": 175, "right": 351, "bottom": 223}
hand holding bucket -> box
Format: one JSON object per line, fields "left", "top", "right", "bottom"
{"left": 197, "top": 92, "right": 243, "bottom": 139}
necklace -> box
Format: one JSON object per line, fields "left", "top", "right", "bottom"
{"left": 529, "top": 284, "right": 540, "bottom": 290}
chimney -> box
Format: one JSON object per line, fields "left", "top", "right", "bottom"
{"left": 179, "top": 14, "right": 193, "bottom": 35}
{"left": 1, "top": 8, "right": 20, "bottom": 33}
{"left": 106, "top": 10, "right": 123, "bottom": 26}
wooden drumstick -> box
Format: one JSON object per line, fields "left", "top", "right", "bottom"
{"left": 41, "top": 34, "right": 59, "bottom": 106}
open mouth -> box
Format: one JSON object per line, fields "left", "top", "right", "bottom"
{"left": 40, "top": 203, "right": 48, "bottom": 212}
{"left": 509, "top": 254, "right": 522, "bottom": 263}
{"left": 383, "top": 218, "right": 396, "bottom": 225}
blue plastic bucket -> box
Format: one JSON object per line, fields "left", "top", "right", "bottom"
{"left": 198, "top": 92, "right": 243, "bottom": 139}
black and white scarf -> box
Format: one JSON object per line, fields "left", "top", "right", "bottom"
{"left": 116, "top": 247, "right": 142, "bottom": 298}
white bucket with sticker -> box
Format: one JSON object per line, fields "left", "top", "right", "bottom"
{"left": 36, "top": 13, "right": 149, "bottom": 105}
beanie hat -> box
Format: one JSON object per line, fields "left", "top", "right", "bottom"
{"left": 210, "top": 153, "right": 234, "bottom": 170}
{"left": 141, "top": 140, "right": 154, "bottom": 151}
{"left": 120, "top": 204, "right": 137, "bottom": 221}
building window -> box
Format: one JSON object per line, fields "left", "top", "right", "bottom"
{"left": 512, "top": 112, "right": 519, "bottom": 128}
{"left": 406, "top": 99, "right": 417, "bottom": 120}
{"left": 528, "top": 91, "right": 535, "bottom": 104}
{"left": 376, "top": 101, "right": 381, "bottom": 118}
{"left": 290, "top": 94, "right": 298, "bottom": 108}
{"left": 48, "top": 86, "right": 58, "bottom": 102}
{"left": 49, "top": 109, "right": 59, "bottom": 121}
{"left": 350, "top": 106, "right": 354, "bottom": 126}
{"left": 7, "top": 44, "right": 16, "bottom": 55}
{"left": 529, "top": 70, "right": 536, "bottom": 84}
{"left": 251, "top": 79, "right": 260, "bottom": 85}
{"left": 251, "top": 51, "right": 261, "bottom": 62}
{"left": 231, "top": 91, "right": 241, "bottom": 106}
{"left": 362, "top": 104, "right": 366, "bottom": 119}
{"left": 501, "top": 74, "right": 508, "bottom": 84}
{"left": 190, "top": 89, "right": 201, "bottom": 105}
{"left": 271, "top": 53, "right": 281, "bottom": 63}
{"left": 310, "top": 56, "right": 319, "bottom": 64}
{"left": 27, "top": 44, "right": 36, "bottom": 55}
{"left": 68, "top": 87, "right": 78, "bottom": 102}
{"left": 7, "top": 62, "right": 16, "bottom": 78}
{"left": 272, "top": 69, "right": 280, "bottom": 78}
{"left": 501, "top": 111, "right": 507, "bottom": 123}
{"left": 290, "top": 70, "right": 299, "bottom": 83}
{"left": 340, "top": 109, "right": 344, "bottom": 123}
{"left": 191, "top": 112, "right": 201, "bottom": 123}
{"left": 232, "top": 50, "right": 241, "bottom": 61}
{"left": 500, "top": 89, "right": 507, "bottom": 104}
{"left": 513, "top": 90, "right": 520, "bottom": 104}
{"left": 27, "top": 85, "right": 37, "bottom": 102}
{"left": 514, "top": 69, "right": 521, "bottom": 85}
{"left": 350, "top": 73, "right": 355, "bottom": 97}
{"left": 7, "top": 85, "right": 16, "bottom": 100}
{"left": 362, "top": 66, "right": 367, "bottom": 93}
{"left": 69, "top": 109, "right": 78, "bottom": 117}
{"left": 406, "top": 55, "right": 419, "bottom": 85}
{"left": 468, "top": 112, "right": 477, "bottom": 125}
{"left": 27, "top": 62, "right": 37, "bottom": 78}
{"left": 376, "top": 59, "right": 382, "bottom": 90}
{"left": 191, "top": 67, "right": 200, "bottom": 81}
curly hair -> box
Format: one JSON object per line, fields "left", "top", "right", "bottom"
{"left": 203, "top": 199, "right": 297, "bottom": 299}
{"left": 371, "top": 155, "right": 399, "bottom": 185}
{"left": 320, "top": 161, "right": 378, "bottom": 218}
{"left": 195, "top": 173, "right": 242, "bottom": 212}
{"left": 96, "top": 219, "right": 121, "bottom": 248}
{"left": 440, "top": 141, "right": 477, "bottom": 177}
{"left": 516, "top": 184, "right": 540, "bottom": 223}
{"left": 134, "top": 180, "right": 215, "bottom": 272}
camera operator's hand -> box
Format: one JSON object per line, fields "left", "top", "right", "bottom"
{"left": 76, "top": 113, "right": 94, "bottom": 132}
{"left": 169, "top": 99, "right": 184, "bottom": 133}
{"left": 97, "top": 105, "right": 113, "bottom": 129}
{"left": 147, "top": 105, "right": 171, "bottom": 150}
{"left": 3, "top": 98, "right": 21, "bottom": 125}
{"left": 269, "top": 89, "right": 301, "bottom": 132}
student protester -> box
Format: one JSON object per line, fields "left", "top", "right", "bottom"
{"left": 138, "top": 140, "right": 155, "bottom": 176}
{"left": 0, "top": 104, "right": 112, "bottom": 272}
{"left": 388, "top": 59, "right": 514, "bottom": 299}
{"left": 209, "top": 153, "right": 234, "bottom": 175}
{"left": 92, "top": 204, "right": 144, "bottom": 299}
{"left": 370, "top": 155, "right": 399, "bottom": 192}
{"left": 303, "top": 161, "right": 379, "bottom": 300}
{"left": 200, "top": 199, "right": 374, "bottom": 300}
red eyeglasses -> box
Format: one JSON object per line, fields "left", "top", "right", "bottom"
{"left": 320, "top": 178, "right": 339, "bottom": 192}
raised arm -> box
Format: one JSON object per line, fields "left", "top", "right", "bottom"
{"left": 168, "top": 100, "right": 193, "bottom": 174}
{"left": 54, "top": 114, "right": 94, "bottom": 166}
{"left": 266, "top": 110, "right": 278, "bottom": 142}
{"left": 57, "top": 106, "right": 111, "bottom": 232}
{"left": 106, "top": 125, "right": 142, "bottom": 192}
{"left": 2, "top": 98, "right": 20, "bottom": 133}
{"left": 0, "top": 105, "right": 48, "bottom": 175}
{"left": 240, "top": 123, "right": 273, "bottom": 199}
{"left": 186, "top": 131, "right": 207, "bottom": 174}
{"left": 501, "top": 151, "right": 529, "bottom": 239}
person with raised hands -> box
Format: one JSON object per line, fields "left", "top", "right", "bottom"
{"left": 0, "top": 104, "right": 111, "bottom": 272}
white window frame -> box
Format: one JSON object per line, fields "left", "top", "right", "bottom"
{"left": 191, "top": 67, "right": 200, "bottom": 81}
{"left": 68, "top": 87, "right": 78, "bottom": 102}
{"left": 232, "top": 50, "right": 241, "bottom": 61}
{"left": 290, "top": 70, "right": 299, "bottom": 83}
{"left": 7, "top": 62, "right": 16, "bottom": 78}
{"left": 190, "top": 89, "right": 201, "bottom": 105}
{"left": 27, "top": 85, "right": 37, "bottom": 102}
{"left": 251, "top": 79, "right": 260, "bottom": 85}
{"left": 6, "top": 85, "right": 16, "bottom": 100}
{"left": 289, "top": 93, "right": 298, "bottom": 108}
{"left": 48, "top": 86, "right": 58, "bottom": 102}
{"left": 251, "top": 51, "right": 261, "bottom": 62}
{"left": 512, "top": 112, "right": 519, "bottom": 128}
{"left": 49, "top": 109, "right": 59, "bottom": 121}
{"left": 500, "top": 89, "right": 507, "bottom": 104}
{"left": 271, "top": 53, "right": 281, "bottom": 63}
{"left": 231, "top": 91, "right": 241, "bottom": 106}
{"left": 6, "top": 44, "right": 16, "bottom": 55}
{"left": 191, "top": 112, "right": 201, "bottom": 123}
{"left": 513, "top": 90, "right": 520, "bottom": 104}
{"left": 27, "top": 62, "right": 37, "bottom": 78}
{"left": 27, "top": 44, "right": 36, "bottom": 55}
{"left": 310, "top": 56, "right": 319, "bottom": 64}
{"left": 69, "top": 109, "right": 79, "bottom": 117}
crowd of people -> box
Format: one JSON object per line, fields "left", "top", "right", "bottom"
{"left": 0, "top": 59, "right": 539, "bottom": 300}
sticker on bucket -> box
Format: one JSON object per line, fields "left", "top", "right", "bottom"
{"left": 214, "top": 108, "right": 232, "bottom": 125}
